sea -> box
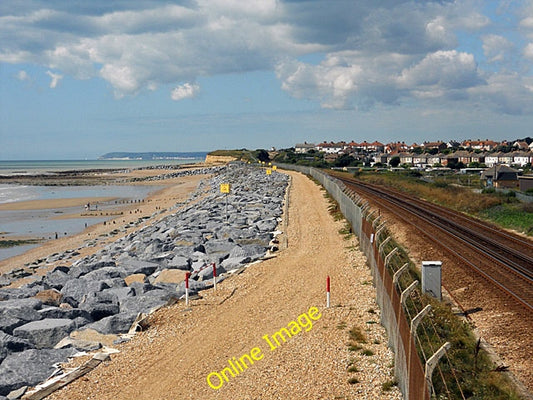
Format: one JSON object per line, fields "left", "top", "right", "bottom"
{"left": 0, "top": 158, "right": 205, "bottom": 177}
{"left": 0, "top": 158, "right": 205, "bottom": 261}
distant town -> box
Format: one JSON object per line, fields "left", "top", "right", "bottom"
{"left": 286, "top": 138, "right": 533, "bottom": 169}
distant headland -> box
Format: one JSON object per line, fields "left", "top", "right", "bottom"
{"left": 98, "top": 152, "right": 208, "bottom": 160}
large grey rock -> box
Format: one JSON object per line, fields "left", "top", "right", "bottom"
{"left": 0, "top": 299, "right": 42, "bottom": 332}
{"left": 0, "top": 318, "right": 23, "bottom": 336}
{"left": 0, "top": 287, "right": 40, "bottom": 300}
{"left": 166, "top": 255, "right": 190, "bottom": 270}
{"left": 82, "top": 312, "right": 137, "bottom": 335}
{"left": 0, "top": 332, "right": 34, "bottom": 353}
{"left": 0, "top": 332, "right": 34, "bottom": 363}
{"left": 119, "top": 258, "right": 159, "bottom": 275}
{"left": 60, "top": 279, "right": 110, "bottom": 307}
{"left": 79, "top": 292, "right": 120, "bottom": 321}
{"left": 43, "top": 269, "right": 71, "bottom": 290}
{"left": 13, "top": 319, "right": 75, "bottom": 349}
{"left": 68, "top": 261, "right": 116, "bottom": 279}
{"left": 0, "top": 348, "right": 77, "bottom": 396}
{"left": 196, "top": 264, "right": 226, "bottom": 281}
{"left": 103, "top": 287, "right": 135, "bottom": 303}
{"left": 83, "top": 266, "right": 126, "bottom": 281}
{"left": 221, "top": 256, "right": 251, "bottom": 271}
{"left": 119, "top": 291, "right": 175, "bottom": 314}
{"left": 37, "top": 306, "right": 92, "bottom": 321}
{"left": 255, "top": 218, "right": 278, "bottom": 232}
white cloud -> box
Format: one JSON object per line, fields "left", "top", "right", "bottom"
{"left": 46, "top": 70, "right": 63, "bottom": 88}
{"left": 525, "top": 43, "right": 533, "bottom": 60}
{"left": 482, "top": 34, "right": 513, "bottom": 63}
{"left": 171, "top": 83, "right": 200, "bottom": 101}
{"left": 398, "top": 50, "right": 482, "bottom": 90}
{"left": 1, "top": 1, "right": 532, "bottom": 114}
{"left": 16, "top": 70, "right": 30, "bottom": 81}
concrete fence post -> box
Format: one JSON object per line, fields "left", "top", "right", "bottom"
{"left": 384, "top": 247, "right": 398, "bottom": 267}
{"left": 393, "top": 263, "right": 410, "bottom": 286}
{"left": 411, "top": 304, "right": 431, "bottom": 336}
{"left": 400, "top": 280, "right": 418, "bottom": 307}
{"left": 425, "top": 342, "right": 451, "bottom": 397}
{"left": 378, "top": 236, "right": 392, "bottom": 255}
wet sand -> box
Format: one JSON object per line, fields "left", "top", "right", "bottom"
{"left": 0, "top": 197, "right": 117, "bottom": 211}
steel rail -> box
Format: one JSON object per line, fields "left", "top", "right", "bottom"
{"left": 334, "top": 175, "right": 533, "bottom": 312}
{"left": 354, "top": 181, "right": 533, "bottom": 279}
{"left": 336, "top": 176, "right": 533, "bottom": 275}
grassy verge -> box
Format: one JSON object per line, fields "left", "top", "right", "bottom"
{"left": 333, "top": 170, "right": 532, "bottom": 236}
{"left": 480, "top": 203, "right": 533, "bottom": 235}
{"left": 375, "top": 225, "right": 522, "bottom": 399}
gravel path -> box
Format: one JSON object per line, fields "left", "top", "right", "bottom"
{"left": 49, "top": 171, "right": 401, "bottom": 400}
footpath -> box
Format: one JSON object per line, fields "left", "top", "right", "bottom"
{"left": 49, "top": 170, "right": 401, "bottom": 400}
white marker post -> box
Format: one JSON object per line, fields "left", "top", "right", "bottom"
{"left": 212, "top": 262, "right": 217, "bottom": 291}
{"left": 185, "top": 272, "right": 190, "bottom": 306}
{"left": 326, "top": 276, "right": 331, "bottom": 308}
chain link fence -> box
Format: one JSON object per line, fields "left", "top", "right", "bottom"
{"left": 279, "top": 164, "right": 430, "bottom": 400}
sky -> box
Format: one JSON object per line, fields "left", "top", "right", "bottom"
{"left": 1, "top": 0, "right": 533, "bottom": 159}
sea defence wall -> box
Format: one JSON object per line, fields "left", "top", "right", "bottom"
{"left": 0, "top": 164, "right": 288, "bottom": 397}
{"left": 278, "top": 164, "right": 430, "bottom": 400}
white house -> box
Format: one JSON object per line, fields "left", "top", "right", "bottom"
{"left": 512, "top": 151, "right": 532, "bottom": 167}
{"left": 294, "top": 143, "right": 316, "bottom": 154}
{"left": 485, "top": 153, "right": 501, "bottom": 167}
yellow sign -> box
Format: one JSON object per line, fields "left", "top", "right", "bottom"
{"left": 220, "top": 183, "right": 230, "bottom": 193}
{"left": 272, "top": 165, "right": 277, "bottom": 171}
{"left": 266, "top": 169, "right": 272, "bottom": 175}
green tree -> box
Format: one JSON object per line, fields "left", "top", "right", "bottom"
{"left": 255, "top": 149, "right": 270, "bottom": 162}
{"left": 334, "top": 154, "right": 356, "bottom": 167}
{"left": 389, "top": 156, "right": 401, "bottom": 168}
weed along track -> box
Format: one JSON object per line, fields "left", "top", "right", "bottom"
{"left": 330, "top": 172, "right": 533, "bottom": 391}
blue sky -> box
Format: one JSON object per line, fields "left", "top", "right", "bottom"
{"left": 1, "top": 0, "right": 533, "bottom": 159}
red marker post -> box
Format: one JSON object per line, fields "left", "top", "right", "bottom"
{"left": 326, "top": 276, "right": 331, "bottom": 308}
{"left": 212, "top": 262, "right": 217, "bottom": 291}
{"left": 185, "top": 272, "right": 190, "bottom": 306}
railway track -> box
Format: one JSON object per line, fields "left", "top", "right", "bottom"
{"left": 332, "top": 174, "right": 533, "bottom": 313}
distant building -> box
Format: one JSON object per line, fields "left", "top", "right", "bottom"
{"left": 519, "top": 175, "right": 533, "bottom": 192}
{"left": 421, "top": 141, "right": 447, "bottom": 151}
{"left": 462, "top": 139, "right": 499, "bottom": 151}
{"left": 481, "top": 165, "right": 519, "bottom": 189}
{"left": 512, "top": 151, "right": 532, "bottom": 167}
{"left": 294, "top": 142, "right": 316, "bottom": 154}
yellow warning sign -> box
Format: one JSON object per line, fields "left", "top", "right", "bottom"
{"left": 220, "top": 183, "right": 230, "bottom": 193}
{"left": 272, "top": 165, "right": 277, "bottom": 171}
{"left": 266, "top": 169, "right": 272, "bottom": 175}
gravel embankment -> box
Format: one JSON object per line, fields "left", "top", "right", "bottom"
{"left": 45, "top": 169, "right": 402, "bottom": 400}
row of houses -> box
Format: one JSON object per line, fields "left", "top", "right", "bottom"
{"left": 385, "top": 151, "right": 533, "bottom": 167}
{"left": 295, "top": 139, "right": 533, "bottom": 155}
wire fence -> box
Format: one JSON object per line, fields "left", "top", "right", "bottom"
{"left": 279, "top": 165, "right": 471, "bottom": 400}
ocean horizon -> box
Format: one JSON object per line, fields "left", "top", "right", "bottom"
{"left": 0, "top": 156, "right": 207, "bottom": 176}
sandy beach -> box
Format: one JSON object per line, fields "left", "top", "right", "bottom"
{"left": 0, "top": 168, "right": 211, "bottom": 278}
